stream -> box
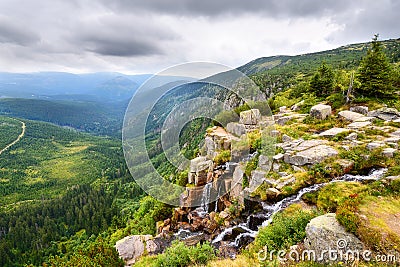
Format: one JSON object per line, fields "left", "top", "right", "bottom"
{"left": 211, "top": 168, "right": 387, "bottom": 248}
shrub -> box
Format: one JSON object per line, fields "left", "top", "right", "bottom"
{"left": 155, "top": 241, "right": 216, "bottom": 267}
{"left": 214, "top": 150, "right": 231, "bottom": 166}
{"left": 253, "top": 206, "right": 320, "bottom": 252}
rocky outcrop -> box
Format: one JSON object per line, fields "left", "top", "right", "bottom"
{"left": 281, "top": 139, "right": 338, "bottom": 166}
{"left": 319, "top": 128, "right": 349, "bottom": 138}
{"left": 310, "top": 104, "right": 331, "bottom": 120}
{"left": 338, "top": 110, "right": 366, "bottom": 122}
{"left": 230, "top": 166, "right": 244, "bottom": 204}
{"left": 204, "top": 126, "right": 238, "bottom": 159}
{"left": 304, "top": 213, "right": 364, "bottom": 262}
{"left": 226, "top": 122, "right": 246, "bottom": 137}
{"left": 116, "top": 235, "right": 165, "bottom": 266}
{"left": 188, "top": 156, "right": 213, "bottom": 186}
{"left": 369, "top": 107, "right": 400, "bottom": 121}
{"left": 350, "top": 106, "right": 368, "bottom": 115}
{"left": 239, "top": 109, "right": 261, "bottom": 125}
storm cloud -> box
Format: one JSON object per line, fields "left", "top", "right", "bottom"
{"left": 0, "top": 0, "right": 398, "bottom": 73}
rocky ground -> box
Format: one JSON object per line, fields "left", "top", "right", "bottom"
{"left": 116, "top": 102, "right": 400, "bottom": 266}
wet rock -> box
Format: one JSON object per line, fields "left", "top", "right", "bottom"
{"left": 266, "top": 188, "right": 281, "bottom": 198}
{"left": 319, "top": 127, "right": 349, "bottom": 138}
{"left": 219, "top": 210, "right": 230, "bottom": 220}
{"left": 338, "top": 110, "right": 366, "bottom": 122}
{"left": 183, "top": 233, "right": 206, "bottom": 246}
{"left": 350, "top": 105, "right": 369, "bottom": 115}
{"left": 310, "top": 104, "right": 331, "bottom": 120}
{"left": 304, "top": 213, "right": 364, "bottom": 263}
{"left": 369, "top": 107, "right": 400, "bottom": 121}
{"left": 239, "top": 109, "right": 261, "bottom": 125}
{"left": 336, "top": 159, "right": 354, "bottom": 173}
{"left": 226, "top": 122, "right": 246, "bottom": 137}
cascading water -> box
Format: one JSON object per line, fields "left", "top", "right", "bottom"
{"left": 201, "top": 183, "right": 213, "bottom": 214}
{"left": 212, "top": 168, "right": 387, "bottom": 247}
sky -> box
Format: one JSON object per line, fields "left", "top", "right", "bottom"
{"left": 0, "top": 0, "right": 399, "bottom": 74}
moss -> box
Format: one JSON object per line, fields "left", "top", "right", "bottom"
{"left": 316, "top": 182, "right": 366, "bottom": 212}
{"left": 214, "top": 150, "right": 231, "bottom": 166}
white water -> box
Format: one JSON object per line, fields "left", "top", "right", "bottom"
{"left": 201, "top": 183, "right": 213, "bottom": 214}
{"left": 212, "top": 168, "right": 387, "bottom": 246}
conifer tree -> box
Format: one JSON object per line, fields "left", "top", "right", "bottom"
{"left": 357, "top": 34, "right": 394, "bottom": 97}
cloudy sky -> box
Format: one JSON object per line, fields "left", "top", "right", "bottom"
{"left": 0, "top": 0, "right": 399, "bottom": 74}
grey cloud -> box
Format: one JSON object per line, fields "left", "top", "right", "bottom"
{"left": 70, "top": 15, "right": 177, "bottom": 57}
{"left": 100, "top": 0, "right": 351, "bottom": 18}
{"left": 328, "top": 0, "right": 400, "bottom": 43}
{"left": 0, "top": 16, "right": 40, "bottom": 46}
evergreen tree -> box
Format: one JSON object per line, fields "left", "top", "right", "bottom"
{"left": 357, "top": 34, "right": 394, "bottom": 97}
{"left": 310, "top": 62, "right": 335, "bottom": 97}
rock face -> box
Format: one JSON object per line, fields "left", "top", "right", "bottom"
{"left": 369, "top": 107, "right": 400, "bottom": 121}
{"left": 310, "top": 104, "right": 331, "bottom": 120}
{"left": 115, "top": 235, "right": 154, "bottom": 266}
{"left": 304, "top": 213, "right": 364, "bottom": 262}
{"left": 230, "top": 166, "right": 244, "bottom": 203}
{"left": 188, "top": 156, "right": 213, "bottom": 186}
{"left": 239, "top": 109, "right": 261, "bottom": 125}
{"left": 204, "top": 126, "right": 238, "bottom": 158}
{"left": 226, "top": 122, "right": 246, "bottom": 137}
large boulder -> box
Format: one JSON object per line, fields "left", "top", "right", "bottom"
{"left": 310, "top": 104, "right": 331, "bottom": 120}
{"left": 230, "top": 166, "right": 244, "bottom": 203}
{"left": 304, "top": 213, "right": 364, "bottom": 263}
{"left": 116, "top": 235, "right": 154, "bottom": 266}
{"left": 226, "top": 122, "right": 246, "bottom": 137}
{"left": 284, "top": 144, "right": 338, "bottom": 166}
{"left": 188, "top": 157, "right": 213, "bottom": 186}
{"left": 350, "top": 106, "right": 368, "bottom": 115}
{"left": 338, "top": 110, "right": 366, "bottom": 122}
{"left": 369, "top": 107, "right": 400, "bottom": 121}
{"left": 239, "top": 109, "right": 261, "bottom": 125}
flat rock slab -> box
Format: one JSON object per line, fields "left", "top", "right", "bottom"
{"left": 292, "top": 139, "right": 328, "bottom": 151}
{"left": 319, "top": 127, "right": 349, "bottom": 138}
{"left": 347, "top": 121, "right": 372, "bottom": 129}
{"left": 284, "top": 144, "right": 338, "bottom": 166}
{"left": 338, "top": 110, "right": 366, "bottom": 122}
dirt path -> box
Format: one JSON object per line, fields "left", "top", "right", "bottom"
{"left": 0, "top": 119, "right": 26, "bottom": 156}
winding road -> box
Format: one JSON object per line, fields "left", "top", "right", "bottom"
{"left": 0, "top": 119, "right": 26, "bottom": 156}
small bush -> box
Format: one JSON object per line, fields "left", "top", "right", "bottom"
{"left": 155, "top": 241, "right": 216, "bottom": 267}
{"left": 214, "top": 150, "right": 231, "bottom": 166}
{"left": 253, "top": 206, "right": 320, "bottom": 252}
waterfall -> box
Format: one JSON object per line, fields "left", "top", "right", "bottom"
{"left": 212, "top": 168, "right": 387, "bottom": 246}
{"left": 201, "top": 183, "right": 213, "bottom": 214}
